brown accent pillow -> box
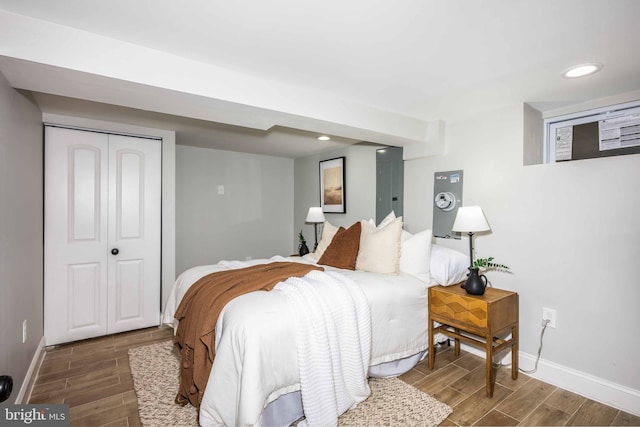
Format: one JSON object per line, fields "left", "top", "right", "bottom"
{"left": 317, "top": 222, "right": 362, "bottom": 270}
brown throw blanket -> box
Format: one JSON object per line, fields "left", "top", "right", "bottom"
{"left": 173, "top": 261, "right": 324, "bottom": 409}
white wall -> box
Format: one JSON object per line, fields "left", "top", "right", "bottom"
{"left": 404, "top": 102, "right": 640, "bottom": 412}
{"left": 176, "top": 145, "right": 294, "bottom": 274}
{"left": 293, "top": 144, "right": 378, "bottom": 249}
{"left": 0, "top": 76, "right": 43, "bottom": 402}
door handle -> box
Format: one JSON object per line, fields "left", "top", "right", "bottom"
{"left": 0, "top": 375, "right": 12, "bottom": 402}
{"left": 111, "top": 248, "right": 119, "bottom": 255}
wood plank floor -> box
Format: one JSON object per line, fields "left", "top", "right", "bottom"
{"left": 402, "top": 346, "right": 640, "bottom": 426}
{"left": 29, "top": 326, "right": 639, "bottom": 426}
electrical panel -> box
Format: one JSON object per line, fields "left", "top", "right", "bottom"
{"left": 433, "top": 170, "right": 463, "bottom": 239}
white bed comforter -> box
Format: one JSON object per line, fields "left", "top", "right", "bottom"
{"left": 162, "top": 256, "right": 432, "bottom": 426}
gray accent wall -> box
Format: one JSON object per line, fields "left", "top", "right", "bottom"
{"left": 175, "top": 145, "right": 295, "bottom": 275}
{"left": 0, "top": 75, "right": 43, "bottom": 402}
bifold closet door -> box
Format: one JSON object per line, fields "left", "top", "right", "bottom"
{"left": 106, "top": 134, "right": 161, "bottom": 335}
{"left": 44, "top": 126, "right": 161, "bottom": 345}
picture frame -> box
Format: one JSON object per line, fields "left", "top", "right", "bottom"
{"left": 319, "top": 156, "right": 346, "bottom": 213}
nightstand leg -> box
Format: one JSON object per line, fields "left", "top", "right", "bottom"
{"left": 428, "top": 315, "right": 435, "bottom": 369}
{"left": 453, "top": 328, "right": 460, "bottom": 356}
{"left": 512, "top": 324, "right": 519, "bottom": 380}
{"left": 486, "top": 334, "right": 494, "bottom": 397}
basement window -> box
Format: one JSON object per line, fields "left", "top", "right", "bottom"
{"left": 543, "top": 100, "right": 640, "bottom": 163}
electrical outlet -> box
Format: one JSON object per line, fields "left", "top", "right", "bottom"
{"left": 22, "top": 320, "right": 27, "bottom": 343}
{"left": 542, "top": 307, "right": 556, "bottom": 328}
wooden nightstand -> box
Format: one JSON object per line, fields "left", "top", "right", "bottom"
{"left": 428, "top": 284, "right": 519, "bottom": 397}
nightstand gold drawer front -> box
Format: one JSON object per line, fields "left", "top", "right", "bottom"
{"left": 431, "top": 291, "right": 488, "bottom": 328}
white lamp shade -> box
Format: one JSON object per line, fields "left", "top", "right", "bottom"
{"left": 452, "top": 206, "right": 491, "bottom": 232}
{"left": 305, "top": 207, "right": 325, "bottom": 223}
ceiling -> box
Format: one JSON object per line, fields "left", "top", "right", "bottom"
{"left": 1, "top": 0, "right": 639, "bottom": 158}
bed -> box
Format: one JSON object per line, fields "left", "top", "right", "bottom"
{"left": 162, "top": 215, "right": 470, "bottom": 426}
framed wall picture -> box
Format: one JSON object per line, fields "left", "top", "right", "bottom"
{"left": 319, "top": 156, "right": 346, "bottom": 213}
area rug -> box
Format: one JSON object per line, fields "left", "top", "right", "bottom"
{"left": 129, "top": 340, "right": 452, "bottom": 427}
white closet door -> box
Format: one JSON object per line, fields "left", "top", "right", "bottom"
{"left": 45, "top": 127, "right": 110, "bottom": 345}
{"left": 107, "top": 135, "right": 161, "bottom": 334}
{"left": 45, "top": 127, "right": 161, "bottom": 345}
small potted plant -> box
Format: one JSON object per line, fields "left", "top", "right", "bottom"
{"left": 464, "top": 257, "right": 510, "bottom": 295}
{"left": 298, "top": 230, "right": 310, "bottom": 256}
{"left": 472, "top": 257, "right": 510, "bottom": 272}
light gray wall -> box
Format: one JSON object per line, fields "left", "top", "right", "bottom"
{"left": 293, "top": 144, "right": 378, "bottom": 249}
{"left": 0, "top": 77, "right": 43, "bottom": 402}
{"left": 404, "top": 102, "right": 640, "bottom": 393}
{"left": 176, "top": 145, "right": 294, "bottom": 275}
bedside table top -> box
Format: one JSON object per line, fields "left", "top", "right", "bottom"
{"left": 431, "top": 283, "right": 517, "bottom": 302}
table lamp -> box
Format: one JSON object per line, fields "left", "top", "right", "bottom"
{"left": 452, "top": 206, "right": 491, "bottom": 271}
{"left": 305, "top": 207, "right": 325, "bottom": 250}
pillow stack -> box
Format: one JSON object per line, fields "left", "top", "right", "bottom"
{"left": 310, "top": 211, "right": 434, "bottom": 280}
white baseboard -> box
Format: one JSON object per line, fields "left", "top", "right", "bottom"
{"left": 14, "top": 336, "right": 46, "bottom": 404}
{"left": 459, "top": 343, "right": 640, "bottom": 417}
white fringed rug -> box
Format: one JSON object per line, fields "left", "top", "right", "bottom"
{"left": 129, "top": 340, "right": 452, "bottom": 427}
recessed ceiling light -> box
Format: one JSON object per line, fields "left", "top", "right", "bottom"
{"left": 562, "top": 63, "right": 603, "bottom": 78}
{"left": 317, "top": 135, "right": 331, "bottom": 141}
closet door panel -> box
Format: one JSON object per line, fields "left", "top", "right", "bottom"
{"left": 107, "top": 135, "right": 161, "bottom": 333}
{"left": 117, "top": 150, "right": 143, "bottom": 239}
{"left": 71, "top": 147, "right": 101, "bottom": 240}
{"left": 114, "top": 259, "right": 144, "bottom": 321}
{"left": 67, "top": 263, "right": 102, "bottom": 329}
{"left": 45, "top": 127, "right": 109, "bottom": 345}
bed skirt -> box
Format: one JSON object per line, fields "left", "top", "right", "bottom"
{"left": 262, "top": 349, "right": 428, "bottom": 426}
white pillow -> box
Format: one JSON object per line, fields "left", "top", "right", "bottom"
{"left": 311, "top": 221, "right": 339, "bottom": 260}
{"left": 356, "top": 216, "right": 403, "bottom": 274}
{"left": 366, "top": 211, "right": 396, "bottom": 229}
{"left": 377, "top": 211, "right": 396, "bottom": 228}
{"left": 429, "top": 244, "right": 470, "bottom": 285}
{"left": 399, "top": 229, "right": 433, "bottom": 280}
